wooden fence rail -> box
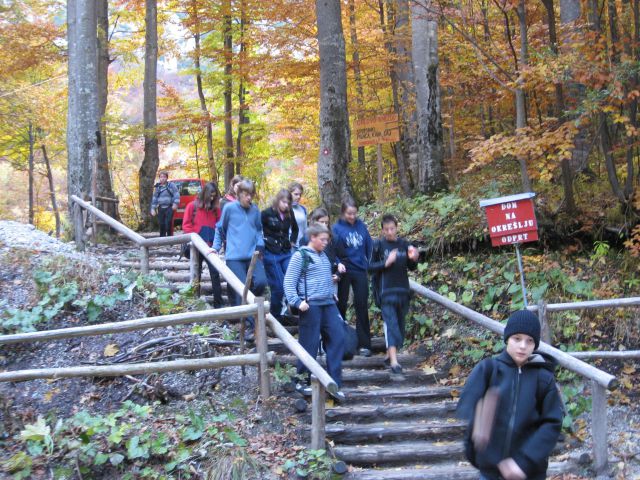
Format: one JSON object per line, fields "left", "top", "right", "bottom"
{"left": 66, "top": 196, "right": 337, "bottom": 449}
{"left": 0, "top": 353, "right": 274, "bottom": 383}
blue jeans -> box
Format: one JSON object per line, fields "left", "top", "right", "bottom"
{"left": 226, "top": 258, "right": 267, "bottom": 330}
{"left": 263, "top": 250, "right": 292, "bottom": 320}
{"left": 297, "top": 303, "right": 345, "bottom": 387}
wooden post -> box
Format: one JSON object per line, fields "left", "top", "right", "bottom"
{"left": 255, "top": 297, "right": 270, "bottom": 398}
{"left": 190, "top": 245, "right": 199, "bottom": 294}
{"left": 537, "top": 299, "right": 551, "bottom": 344}
{"left": 310, "top": 375, "right": 326, "bottom": 449}
{"left": 140, "top": 245, "right": 149, "bottom": 274}
{"left": 591, "top": 380, "right": 608, "bottom": 476}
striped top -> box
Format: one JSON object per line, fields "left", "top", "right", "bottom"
{"left": 284, "top": 246, "right": 335, "bottom": 307}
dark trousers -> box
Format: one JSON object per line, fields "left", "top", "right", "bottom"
{"left": 337, "top": 270, "right": 371, "bottom": 350}
{"left": 263, "top": 250, "right": 292, "bottom": 320}
{"left": 381, "top": 293, "right": 410, "bottom": 349}
{"left": 297, "top": 303, "right": 345, "bottom": 387}
{"left": 157, "top": 206, "right": 174, "bottom": 237}
{"left": 226, "top": 258, "right": 267, "bottom": 330}
{"left": 199, "top": 255, "right": 224, "bottom": 308}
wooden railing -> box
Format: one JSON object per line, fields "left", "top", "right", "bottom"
{"left": 409, "top": 280, "right": 619, "bottom": 476}
{"left": 69, "top": 195, "right": 336, "bottom": 448}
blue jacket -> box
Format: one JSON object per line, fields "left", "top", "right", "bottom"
{"left": 212, "top": 201, "right": 264, "bottom": 261}
{"left": 332, "top": 218, "right": 372, "bottom": 273}
{"left": 456, "top": 350, "right": 563, "bottom": 480}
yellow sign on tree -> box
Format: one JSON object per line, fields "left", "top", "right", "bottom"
{"left": 354, "top": 113, "right": 400, "bottom": 147}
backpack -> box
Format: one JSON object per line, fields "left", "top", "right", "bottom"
{"left": 286, "top": 248, "right": 312, "bottom": 315}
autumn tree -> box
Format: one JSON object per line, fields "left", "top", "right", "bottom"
{"left": 316, "top": 0, "right": 354, "bottom": 213}
{"left": 138, "top": 0, "right": 159, "bottom": 229}
{"left": 67, "top": 0, "right": 100, "bottom": 248}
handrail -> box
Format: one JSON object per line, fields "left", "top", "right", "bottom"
{"left": 71, "top": 195, "right": 146, "bottom": 244}
{"left": 0, "top": 304, "right": 259, "bottom": 345}
{"left": 409, "top": 280, "right": 617, "bottom": 390}
{"left": 527, "top": 297, "right": 640, "bottom": 312}
{"left": 70, "top": 196, "right": 338, "bottom": 396}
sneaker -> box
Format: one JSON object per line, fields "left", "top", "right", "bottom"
{"left": 390, "top": 364, "right": 403, "bottom": 375}
{"left": 330, "top": 390, "right": 346, "bottom": 402}
{"left": 358, "top": 348, "right": 372, "bottom": 357}
{"left": 295, "top": 383, "right": 312, "bottom": 397}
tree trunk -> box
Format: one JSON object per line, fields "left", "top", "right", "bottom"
{"left": 138, "top": 0, "right": 159, "bottom": 229}
{"left": 194, "top": 31, "right": 216, "bottom": 182}
{"left": 515, "top": 0, "right": 532, "bottom": 192}
{"left": 96, "top": 0, "right": 116, "bottom": 218}
{"left": 316, "top": 0, "right": 354, "bottom": 215}
{"left": 236, "top": 0, "right": 247, "bottom": 173}
{"left": 67, "top": 0, "right": 99, "bottom": 249}
{"left": 223, "top": 0, "right": 235, "bottom": 187}
{"left": 28, "top": 122, "right": 34, "bottom": 225}
{"left": 410, "top": 0, "right": 446, "bottom": 193}
{"left": 348, "top": 0, "right": 366, "bottom": 168}
{"left": 392, "top": 0, "right": 416, "bottom": 194}
{"left": 378, "top": 0, "right": 412, "bottom": 195}
{"left": 544, "top": 0, "right": 576, "bottom": 214}
{"left": 42, "top": 145, "right": 61, "bottom": 238}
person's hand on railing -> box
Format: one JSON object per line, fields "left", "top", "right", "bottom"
{"left": 298, "top": 300, "right": 310, "bottom": 312}
{"left": 209, "top": 249, "right": 218, "bottom": 256}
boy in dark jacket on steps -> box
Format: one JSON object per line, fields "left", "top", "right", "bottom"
{"left": 456, "top": 310, "right": 564, "bottom": 480}
{"left": 367, "top": 214, "right": 419, "bottom": 374}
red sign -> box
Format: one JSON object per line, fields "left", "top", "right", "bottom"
{"left": 480, "top": 193, "right": 538, "bottom": 247}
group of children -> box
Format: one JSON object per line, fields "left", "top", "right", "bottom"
{"left": 171, "top": 172, "right": 564, "bottom": 478}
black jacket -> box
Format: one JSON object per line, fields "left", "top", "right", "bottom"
{"left": 367, "top": 237, "right": 417, "bottom": 298}
{"left": 456, "top": 350, "right": 564, "bottom": 480}
{"left": 261, "top": 207, "right": 298, "bottom": 254}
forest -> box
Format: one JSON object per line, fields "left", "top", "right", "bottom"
{"left": 1, "top": 0, "right": 640, "bottom": 479}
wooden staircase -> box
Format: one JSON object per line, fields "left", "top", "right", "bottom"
{"left": 104, "top": 235, "right": 582, "bottom": 479}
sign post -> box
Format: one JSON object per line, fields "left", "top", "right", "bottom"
{"left": 354, "top": 113, "right": 400, "bottom": 204}
{"left": 479, "top": 192, "right": 538, "bottom": 307}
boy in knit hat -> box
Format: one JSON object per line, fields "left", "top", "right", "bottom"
{"left": 456, "top": 310, "right": 564, "bottom": 480}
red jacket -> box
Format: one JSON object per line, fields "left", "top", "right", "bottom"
{"left": 183, "top": 201, "right": 220, "bottom": 245}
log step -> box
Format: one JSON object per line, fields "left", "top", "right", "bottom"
{"left": 344, "top": 463, "right": 480, "bottom": 480}
{"left": 119, "top": 260, "right": 191, "bottom": 270}
{"left": 324, "top": 419, "right": 466, "bottom": 444}
{"left": 341, "top": 369, "right": 434, "bottom": 385}
{"left": 326, "top": 400, "right": 458, "bottom": 423}
{"left": 275, "top": 354, "right": 424, "bottom": 370}
{"left": 340, "top": 385, "right": 458, "bottom": 404}
{"left": 344, "top": 459, "right": 579, "bottom": 480}
{"left": 333, "top": 440, "right": 465, "bottom": 466}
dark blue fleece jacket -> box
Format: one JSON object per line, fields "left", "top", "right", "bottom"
{"left": 456, "top": 350, "right": 564, "bottom": 480}
{"left": 332, "top": 218, "right": 372, "bottom": 273}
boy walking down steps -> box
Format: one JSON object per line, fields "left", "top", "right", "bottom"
{"left": 456, "top": 310, "right": 564, "bottom": 480}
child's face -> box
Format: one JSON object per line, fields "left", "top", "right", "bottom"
{"left": 291, "top": 188, "right": 302, "bottom": 204}
{"left": 238, "top": 190, "right": 253, "bottom": 208}
{"left": 343, "top": 206, "right": 358, "bottom": 224}
{"left": 309, "top": 233, "right": 329, "bottom": 252}
{"left": 277, "top": 198, "right": 290, "bottom": 213}
{"left": 506, "top": 333, "right": 536, "bottom": 367}
{"left": 382, "top": 221, "right": 398, "bottom": 241}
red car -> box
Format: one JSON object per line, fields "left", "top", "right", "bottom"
{"left": 169, "top": 178, "right": 206, "bottom": 232}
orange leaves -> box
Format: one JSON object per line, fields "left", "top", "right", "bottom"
{"left": 466, "top": 121, "right": 579, "bottom": 180}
